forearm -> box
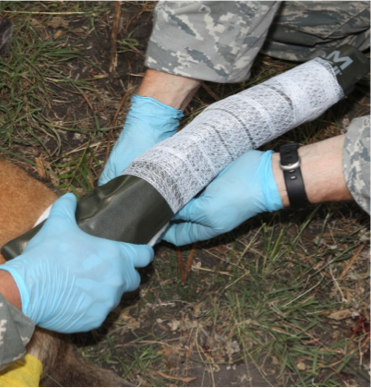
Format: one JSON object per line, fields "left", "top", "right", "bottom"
{"left": 272, "top": 135, "right": 352, "bottom": 207}
{"left": 137, "top": 69, "right": 201, "bottom": 111}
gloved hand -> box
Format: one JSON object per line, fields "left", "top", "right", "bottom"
{"left": 162, "top": 150, "right": 283, "bottom": 246}
{"left": 0, "top": 193, "right": 154, "bottom": 333}
{"left": 99, "top": 95, "right": 183, "bottom": 186}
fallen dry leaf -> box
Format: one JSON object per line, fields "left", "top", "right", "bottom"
{"left": 47, "top": 16, "right": 69, "bottom": 29}
{"left": 117, "top": 310, "right": 140, "bottom": 329}
{"left": 193, "top": 302, "right": 203, "bottom": 317}
{"left": 35, "top": 156, "right": 48, "bottom": 179}
{"left": 297, "top": 362, "right": 306, "bottom": 371}
{"left": 269, "top": 326, "right": 286, "bottom": 333}
{"left": 326, "top": 309, "right": 352, "bottom": 321}
{"left": 53, "top": 30, "right": 63, "bottom": 39}
{"left": 167, "top": 319, "right": 181, "bottom": 332}
{"left": 158, "top": 347, "right": 173, "bottom": 357}
{"left": 272, "top": 356, "right": 279, "bottom": 365}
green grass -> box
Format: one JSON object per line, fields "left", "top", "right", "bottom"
{"left": 0, "top": 2, "right": 369, "bottom": 387}
{"left": 0, "top": 1, "right": 123, "bottom": 197}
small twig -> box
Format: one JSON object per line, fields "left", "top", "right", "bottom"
{"left": 81, "top": 92, "right": 93, "bottom": 110}
{"left": 224, "top": 271, "right": 249, "bottom": 290}
{"left": 192, "top": 265, "right": 233, "bottom": 277}
{"left": 177, "top": 243, "right": 198, "bottom": 285}
{"left": 329, "top": 265, "right": 346, "bottom": 303}
{"left": 201, "top": 82, "right": 219, "bottom": 101}
{"left": 2, "top": 10, "right": 91, "bottom": 15}
{"left": 109, "top": 2, "right": 122, "bottom": 73}
{"left": 155, "top": 371, "right": 197, "bottom": 383}
{"left": 183, "top": 242, "right": 197, "bottom": 284}
{"left": 112, "top": 88, "right": 131, "bottom": 126}
{"left": 124, "top": 11, "right": 142, "bottom": 34}
{"left": 339, "top": 243, "right": 365, "bottom": 279}
{"left": 284, "top": 280, "right": 322, "bottom": 307}
{"left": 127, "top": 72, "right": 145, "bottom": 77}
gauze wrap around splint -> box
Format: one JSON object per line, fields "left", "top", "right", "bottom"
{"left": 2, "top": 45, "right": 369, "bottom": 259}
{"left": 124, "top": 58, "right": 343, "bottom": 213}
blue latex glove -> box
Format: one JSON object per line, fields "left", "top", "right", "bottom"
{"left": 0, "top": 193, "right": 154, "bottom": 333}
{"left": 162, "top": 150, "right": 283, "bottom": 246}
{"left": 99, "top": 95, "right": 183, "bottom": 186}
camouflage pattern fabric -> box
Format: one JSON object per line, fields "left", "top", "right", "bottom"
{"left": 0, "top": 293, "right": 34, "bottom": 369}
{"left": 146, "top": 1, "right": 280, "bottom": 82}
{"left": 343, "top": 116, "right": 370, "bottom": 214}
{"left": 262, "top": 1, "right": 370, "bottom": 62}
{"left": 146, "top": 1, "right": 370, "bottom": 83}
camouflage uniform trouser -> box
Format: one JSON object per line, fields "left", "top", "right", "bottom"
{"left": 343, "top": 116, "right": 370, "bottom": 214}
{"left": 146, "top": 1, "right": 370, "bottom": 82}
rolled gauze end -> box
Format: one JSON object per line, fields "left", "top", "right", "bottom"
{"left": 2, "top": 45, "right": 369, "bottom": 260}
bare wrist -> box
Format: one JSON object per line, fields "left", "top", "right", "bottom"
{"left": 272, "top": 135, "right": 352, "bottom": 207}
{"left": 0, "top": 270, "right": 22, "bottom": 310}
{"left": 299, "top": 135, "right": 352, "bottom": 203}
{"left": 137, "top": 69, "right": 201, "bottom": 111}
{"left": 272, "top": 152, "right": 290, "bottom": 207}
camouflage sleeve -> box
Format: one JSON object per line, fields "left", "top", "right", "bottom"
{"left": 0, "top": 293, "right": 34, "bottom": 369}
{"left": 145, "top": 1, "right": 280, "bottom": 83}
{"left": 343, "top": 116, "right": 370, "bottom": 214}
{"left": 146, "top": 1, "right": 369, "bottom": 82}
{"left": 262, "top": 1, "right": 370, "bottom": 62}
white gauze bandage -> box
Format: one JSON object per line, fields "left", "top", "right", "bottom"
{"left": 124, "top": 58, "right": 344, "bottom": 213}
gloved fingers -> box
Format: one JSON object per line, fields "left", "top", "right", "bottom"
{"left": 122, "top": 269, "right": 141, "bottom": 293}
{"left": 97, "top": 132, "right": 133, "bottom": 186}
{"left": 170, "top": 198, "right": 201, "bottom": 222}
{"left": 98, "top": 96, "right": 183, "bottom": 186}
{"left": 25, "top": 193, "right": 78, "bottom": 249}
{"left": 123, "top": 244, "right": 154, "bottom": 268}
{"left": 98, "top": 163, "right": 116, "bottom": 186}
{"left": 45, "top": 193, "right": 78, "bottom": 229}
{"left": 162, "top": 221, "right": 215, "bottom": 246}
{"left": 98, "top": 141, "right": 156, "bottom": 186}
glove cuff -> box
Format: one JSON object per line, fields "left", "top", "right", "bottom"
{"left": 131, "top": 95, "right": 184, "bottom": 120}
{"left": 261, "top": 151, "right": 284, "bottom": 212}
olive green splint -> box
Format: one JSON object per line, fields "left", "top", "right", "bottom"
{"left": 1, "top": 175, "right": 173, "bottom": 260}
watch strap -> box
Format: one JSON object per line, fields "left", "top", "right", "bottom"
{"left": 279, "top": 143, "right": 309, "bottom": 208}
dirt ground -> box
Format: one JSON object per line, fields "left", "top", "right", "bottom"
{"left": 0, "top": 2, "right": 370, "bottom": 387}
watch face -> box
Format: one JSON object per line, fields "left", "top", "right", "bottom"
{"left": 279, "top": 143, "right": 300, "bottom": 171}
{"left": 280, "top": 160, "right": 300, "bottom": 171}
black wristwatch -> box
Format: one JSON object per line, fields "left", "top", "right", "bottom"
{"left": 279, "top": 143, "right": 309, "bottom": 208}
